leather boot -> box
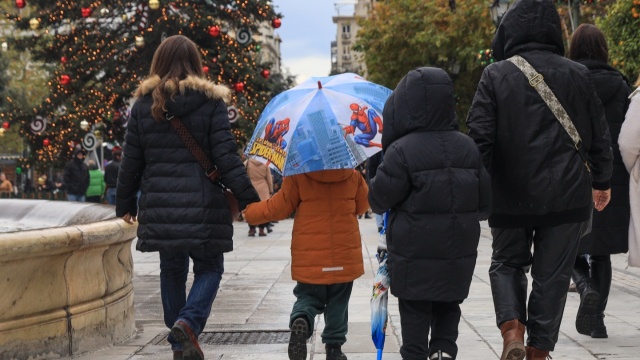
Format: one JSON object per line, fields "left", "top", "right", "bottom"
{"left": 248, "top": 226, "right": 256, "bottom": 236}
{"left": 590, "top": 256, "right": 611, "bottom": 338}
{"left": 259, "top": 226, "right": 267, "bottom": 236}
{"left": 525, "top": 346, "right": 550, "bottom": 360}
{"left": 499, "top": 319, "right": 525, "bottom": 360}
{"left": 325, "top": 343, "right": 347, "bottom": 360}
{"left": 573, "top": 255, "right": 600, "bottom": 335}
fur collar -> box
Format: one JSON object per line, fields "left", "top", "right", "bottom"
{"left": 135, "top": 75, "right": 231, "bottom": 103}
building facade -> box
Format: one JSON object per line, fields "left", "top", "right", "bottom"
{"left": 331, "top": 0, "right": 376, "bottom": 77}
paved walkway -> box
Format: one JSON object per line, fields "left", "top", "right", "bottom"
{"left": 75, "top": 218, "right": 640, "bottom": 359}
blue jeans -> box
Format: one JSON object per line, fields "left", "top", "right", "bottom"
{"left": 67, "top": 194, "right": 85, "bottom": 202}
{"left": 106, "top": 187, "right": 116, "bottom": 205}
{"left": 160, "top": 249, "right": 224, "bottom": 351}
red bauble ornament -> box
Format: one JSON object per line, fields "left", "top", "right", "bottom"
{"left": 43, "top": 138, "right": 50, "bottom": 147}
{"left": 212, "top": 57, "right": 217, "bottom": 63}
{"left": 16, "top": 0, "right": 26, "bottom": 9}
{"left": 202, "top": 66, "right": 209, "bottom": 74}
{"left": 261, "top": 69, "right": 270, "bottom": 79}
{"left": 81, "top": 7, "right": 92, "bottom": 18}
{"left": 272, "top": 18, "right": 281, "bottom": 28}
{"left": 208, "top": 25, "right": 220, "bottom": 37}
{"left": 2, "top": 121, "right": 9, "bottom": 130}
{"left": 60, "top": 74, "right": 71, "bottom": 86}
{"left": 234, "top": 81, "right": 245, "bottom": 92}
{"left": 60, "top": 56, "right": 68, "bottom": 64}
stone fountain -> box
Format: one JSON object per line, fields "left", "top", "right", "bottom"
{"left": 0, "top": 199, "right": 137, "bottom": 359}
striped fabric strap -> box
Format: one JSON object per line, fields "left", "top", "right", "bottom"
{"left": 507, "top": 55, "right": 582, "bottom": 148}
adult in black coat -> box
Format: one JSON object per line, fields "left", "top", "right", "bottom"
{"left": 568, "top": 23, "right": 631, "bottom": 339}
{"left": 63, "top": 148, "right": 89, "bottom": 202}
{"left": 116, "top": 35, "right": 259, "bottom": 360}
{"left": 369, "top": 67, "right": 491, "bottom": 360}
{"left": 466, "top": 1, "right": 613, "bottom": 358}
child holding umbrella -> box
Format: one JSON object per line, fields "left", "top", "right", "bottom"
{"left": 244, "top": 167, "right": 369, "bottom": 360}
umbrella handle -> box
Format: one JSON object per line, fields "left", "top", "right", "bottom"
{"left": 377, "top": 348, "right": 383, "bottom": 360}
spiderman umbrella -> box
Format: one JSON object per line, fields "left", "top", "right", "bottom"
{"left": 371, "top": 248, "right": 390, "bottom": 360}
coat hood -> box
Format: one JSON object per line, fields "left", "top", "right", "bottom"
{"left": 491, "top": 0, "right": 564, "bottom": 61}
{"left": 381, "top": 67, "right": 456, "bottom": 152}
{"left": 305, "top": 169, "right": 356, "bottom": 183}
{"left": 134, "top": 75, "right": 231, "bottom": 118}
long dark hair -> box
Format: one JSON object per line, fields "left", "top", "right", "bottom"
{"left": 568, "top": 23, "right": 608, "bottom": 63}
{"left": 148, "top": 35, "right": 204, "bottom": 121}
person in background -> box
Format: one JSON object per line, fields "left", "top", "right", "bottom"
{"left": 244, "top": 167, "right": 369, "bottom": 360}
{"left": 367, "top": 152, "right": 384, "bottom": 234}
{"left": 0, "top": 172, "right": 13, "bottom": 196}
{"left": 37, "top": 173, "right": 55, "bottom": 192}
{"left": 104, "top": 146, "right": 122, "bottom": 205}
{"left": 245, "top": 157, "right": 273, "bottom": 236}
{"left": 619, "top": 75, "right": 640, "bottom": 268}
{"left": 86, "top": 160, "right": 106, "bottom": 203}
{"left": 466, "top": 1, "right": 612, "bottom": 359}
{"left": 63, "top": 148, "right": 90, "bottom": 202}
{"left": 116, "top": 35, "right": 259, "bottom": 360}
{"left": 567, "top": 23, "right": 631, "bottom": 339}
{"left": 369, "top": 67, "right": 491, "bottom": 360}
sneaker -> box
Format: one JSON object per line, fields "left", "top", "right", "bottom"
{"left": 170, "top": 320, "right": 204, "bottom": 360}
{"left": 429, "top": 350, "right": 453, "bottom": 359}
{"left": 288, "top": 317, "right": 309, "bottom": 360}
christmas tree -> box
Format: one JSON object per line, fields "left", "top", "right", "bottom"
{"left": 3, "top": 0, "right": 287, "bottom": 170}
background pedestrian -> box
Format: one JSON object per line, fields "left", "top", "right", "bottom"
{"left": 567, "top": 23, "right": 631, "bottom": 339}
{"left": 85, "top": 160, "right": 106, "bottom": 203}
{"left": 63, "top": 149, "right": 89, "bottom": 202}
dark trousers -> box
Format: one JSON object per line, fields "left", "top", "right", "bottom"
{"left": 490, "top": 221, "right": 588, "bottom": 351}
{"left": 290, "top": 281, "right": 353, "bottom": 345}
{"left": 159, "top": 249, "right": 224, "bottom": 351}
{"left": 398, "top": 299, "right": 461, "bottom": 360}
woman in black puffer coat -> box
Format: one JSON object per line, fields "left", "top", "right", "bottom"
{"left": 568, "top": 24, "right": 631, "bottom": 340}
{"left": 116, "top": 35, "right": 259, "bottom": 360}
{"left": 369, "top": 67, "right": 491, "bottom": 360}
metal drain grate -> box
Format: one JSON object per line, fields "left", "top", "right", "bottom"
{"left": 153, "top": 331, "right": 296, "bottom": 345}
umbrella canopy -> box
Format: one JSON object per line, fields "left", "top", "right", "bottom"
{"left": 371, "top": 250, "right": 390, "bottom": 360}
{"left": 244, "top": 73, "right": 392, "bottom": 176}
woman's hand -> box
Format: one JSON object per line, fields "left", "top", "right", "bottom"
{"left": 122, "top": 213, "right": 137, "bottom": 224}
{"left": 592, "top": 188, "right": 611, "bottom": 212}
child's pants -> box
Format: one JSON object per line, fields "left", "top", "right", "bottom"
{"left": 289, "top": 281, "right": 353, "bottom": 345}
{"left": 398, "top": 298, "right": 462, "bottom": 360}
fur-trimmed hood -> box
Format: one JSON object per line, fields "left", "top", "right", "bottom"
{"left": 135, "top": 75, "right": 232, "bottom": 104}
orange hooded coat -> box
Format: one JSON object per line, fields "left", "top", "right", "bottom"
{"left": 244, "top": 169, "right": 369, "bottom": 285}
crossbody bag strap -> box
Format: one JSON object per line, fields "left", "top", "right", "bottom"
{"left": 166, "top": 113, "right": 222, "bottom": 182}
{"left": 507, "top": 55, "right": 590, "bottom": 172}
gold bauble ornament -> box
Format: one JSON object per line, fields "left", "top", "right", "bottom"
{"left": 149, "top": 0, "right": 160, "bottom": 10}
{"left": 135, "top": 36, "right": 145, "bottom": 48}
{"left": 29, "top": 18, "right": 40, "bottom": 30}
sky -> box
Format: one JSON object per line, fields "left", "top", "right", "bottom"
{"left": 271, "top": 0, "right": 353, "bottom": 84}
